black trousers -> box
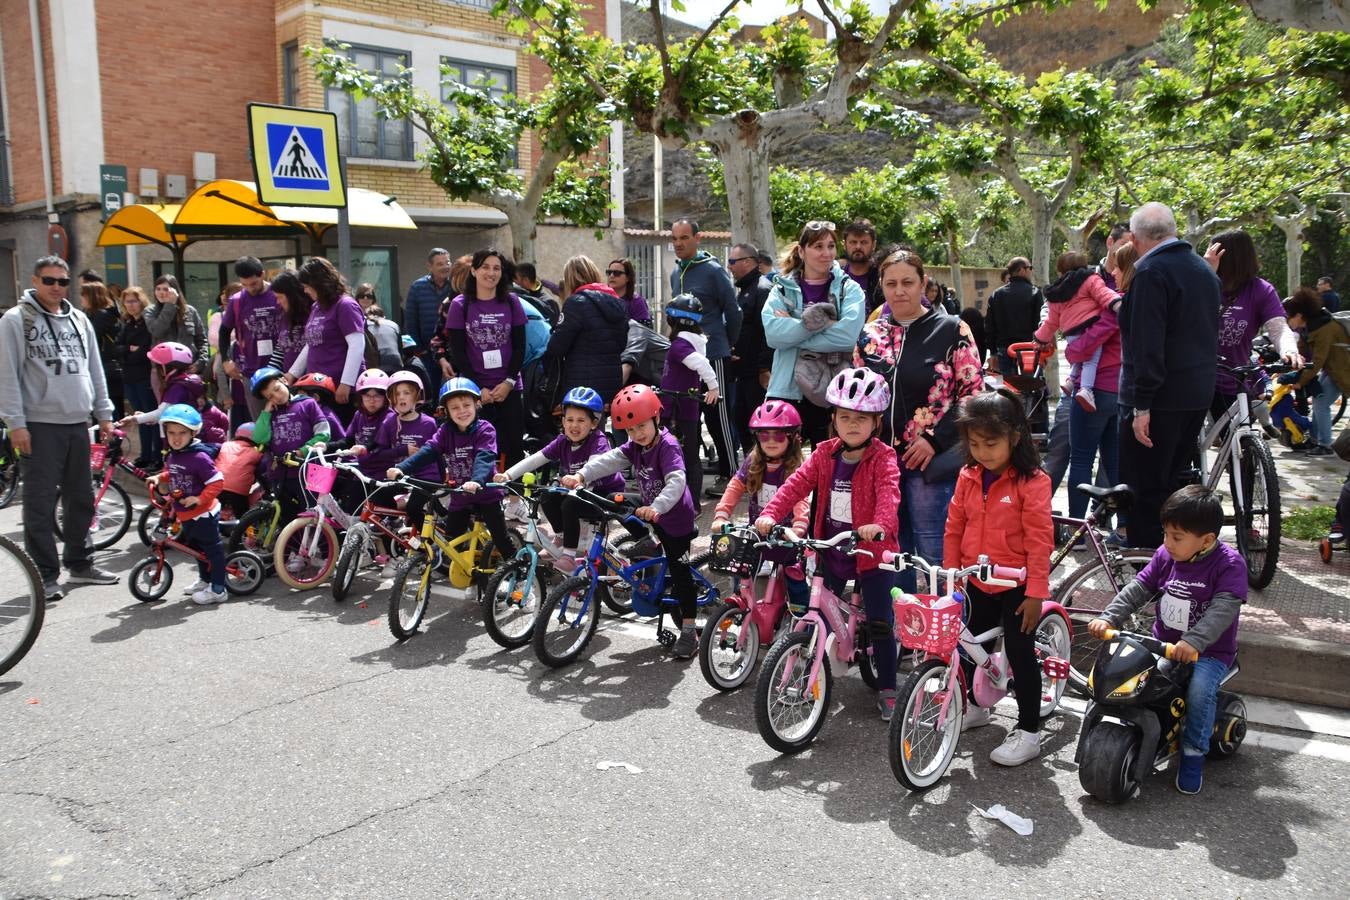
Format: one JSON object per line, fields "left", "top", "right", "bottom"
{"left": 653, "top": 523, "right": 697, "bottom": 622}
{"left": 666, "top": 416, "right": 703, "bottom": 512}
{"left": 479, "top": 391, "right": 525, "bottom": 467}
{"left": 732, "top": 371, "right": 766, "bottom": 454}
{"left": 444, "top": 502, "right": 517, "bottom": 560}
{"left": 540, "top": 492, "right": 603, "bottom": 550}
{"left": 21, "top": 422, "right": 95, "bottom": 579}
{"left": 701, "top": 357, "right": 739, "bottom": 479}
{"left": 961, "top": 583, "right": 1041, "bottom": 733}
{"left": 1119, "top": 407, "right": 1208, "bottom": 549}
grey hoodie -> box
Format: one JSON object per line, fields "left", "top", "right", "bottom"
{"left": 0, "top": 290, "right": 114, "bottom": 428}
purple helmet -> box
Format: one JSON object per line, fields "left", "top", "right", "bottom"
{"left": 825, "top": 367, "right": 890, "bottom": 413}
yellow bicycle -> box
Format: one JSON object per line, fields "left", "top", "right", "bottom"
{"left": 386, "top": 477, "right": 502, "bottom": 641}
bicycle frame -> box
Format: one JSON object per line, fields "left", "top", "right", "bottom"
{"left": 721, "top": 563, "right": 794, "bottom": 654}
{"left": 780, "top": 575, "right": 865, "bottom": 694}
{"left": 1196, "top": 391, "right": 1258, "bottom": 500}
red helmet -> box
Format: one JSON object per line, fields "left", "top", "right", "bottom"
{"left": 293, "top": 372, "right": 338, "bottom": 399}
{"left": 610, "top": 384, "right": 662, "bottom": 428}
{"left": 748, "top": 400, "right": 802, "bottom": 431}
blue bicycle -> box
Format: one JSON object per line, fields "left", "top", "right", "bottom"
{"left": 532, "top": 488, "right": 721, "bottom": 668}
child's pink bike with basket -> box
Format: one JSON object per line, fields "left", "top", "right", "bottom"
{"left": 885, "top": 552, "right": 1074, "bottom": 791}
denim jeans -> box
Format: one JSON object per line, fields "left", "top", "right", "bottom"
{"left": 124, "top": 380, "right": 161, "bottom": 461}
{"left": 1312, "top": 372, "right": 1342, "bottom": 447}
{"left": 1183, "top": 655, "right": 1231, "bottom": 756}
{"left": 897, "top": 468, "right": 956, "bottom": 593}
{"left": 180, "top": 513, "right": 227, "bottom": 590}
{"left": 1067, "top": 390, "right": 1120, "bottom": 520}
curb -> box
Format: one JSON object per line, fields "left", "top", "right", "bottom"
{"left": 1230, "top": 631, "right": 1350, "bottom": 710}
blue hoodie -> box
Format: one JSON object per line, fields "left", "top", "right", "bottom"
{"left": 671, "top": 251, "right": 741, "bottom": 360}
{"left": 761, "top": 263, "right": 866, "bottom": 401}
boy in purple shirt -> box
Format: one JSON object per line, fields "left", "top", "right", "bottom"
{"left": 219, "top": 257, "right": 281, "bottom": 419}
{"left": 146, "top": 404, "right": 228, "bottom": 605}
{"left": 248, "top": 367, "right": 332, "bottom": 547}
{"left": 564, "top": 383, "right": 700, "bottom": 659}
{"left": 1091, "top": 485, "right": 1246, "bottom": 796}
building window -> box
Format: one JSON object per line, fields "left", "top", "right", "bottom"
{"left": 325, "top": 43, "right": 413, "bottom": 161}
{"left": 441, "top": 57, "right": 517, "bottom": 167}
{"left": 282, "top": 42, "right": 300, "bottom": 107}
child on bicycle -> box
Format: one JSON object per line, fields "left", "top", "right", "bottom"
{"left": 327, "top": 369, "right": 398, "bottom": 511}
{"left": 249, "top": 367, "right": 331, "bottom": 534}
{"left": 944, "top": 390, "right": 1054, "bottom": 766}
{"left": 145, "top": 404, "right": 227, "bottom": 605}
{"left": 562, "top": 383, "right": 701, "bottom": 659}
{"left": 389, "top": 378, "right": 516, "bottom": 559}
{"left": 1089, "top": 485, "right": 1246, "bottom": 795}
{"left": 117, "top": 341, "right": 204, "bottom": 435}
{"left": 372, "top": 370, "right": 441, "bottom": 527}
{"left": 215, "top": 421, "right": 262, "bottom": 521}
{"left": 493, "top": 386, "right": 624, "bottom": 572}
{"left": 292, "top": 372, "right": 346, "bottom": 437}
{"left": 659, "top": 294, "right": 720, "bottom": 507}
{"left": 712, "top": 400, "right": 810, "bottom": 610}
{"left": 754, "top": 368, "right": 901, "bottom": 719}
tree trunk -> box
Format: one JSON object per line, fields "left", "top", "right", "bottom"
{"left": 946, "top": 232, "right": 965, "bottom": 308}
{"left": 508, "top": 214, "right": 538, "bottom": 266}
{"left": 1274, "top": 214, "right": 1305, "bottom": 296}
{"left": 718, "top": 135, "right": 777, "bottom": 254}
{"left": 1031, "top": 202, "right": 1054, "bottom": 286}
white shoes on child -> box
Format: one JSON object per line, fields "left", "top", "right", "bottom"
{"left": 183, "top": 579, "right": 209, "bottom": 596}
{"left": 962, "top": 705, "right": 992, "bottom": 732}
{"left": 191, "top": 586, "right": 227, "bottom": 605}
{"left": 1075, "top": 388, "right": 1096, "bottom": 412}
{"left": 962, "top": 706, "right": 1042, "bottom": 766}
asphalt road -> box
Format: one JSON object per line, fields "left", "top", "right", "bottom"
{"left": 2, "top": 505, "right": 1348, "bottom": 899}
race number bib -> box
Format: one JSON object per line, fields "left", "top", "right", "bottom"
{"left": 481, "top": 348, "right": 503, "bottom": 370}
{"left": 1159, "top": 592, "right": 1192, "bottom": 632}
{"left": 757, "top": 483, "right": 778, "bottom": 509}
{"left": 256, "top": 339, "right": 273, "bottom": 357}
{"left": 828, "top": 486, "right": 852, "bottom": 522}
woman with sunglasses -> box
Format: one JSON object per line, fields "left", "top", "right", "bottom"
{"left": 605, "top": 258, "right": 651, "bottom": 327}
{"left": 761, "top": 220, "right": 866, "bottom": 444}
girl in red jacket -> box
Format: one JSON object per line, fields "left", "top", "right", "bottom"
{"left": 756, "top": 368, "right": 901, "bottom": 720}
{"left": 943, "top": 390, "right": 1054, "bottom": 767}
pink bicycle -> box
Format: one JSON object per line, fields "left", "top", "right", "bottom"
{"left": 697, "top": 524, "right": 807, "bottom": 692}
{"left": 884, "top": 552, "right": 1073, "bottom": 791}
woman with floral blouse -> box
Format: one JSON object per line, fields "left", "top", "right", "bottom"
{"left": 855, "top": 248, "right": 984, "bottom": 591}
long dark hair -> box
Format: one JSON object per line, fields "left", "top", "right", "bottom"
{"left": 154, "top": 274, "right": 186, "bottom": 326}
{"left": 270, "top": 269, "right": 313, "bottom": 329}
{"left": 781, "top": 221, "right": 838, "bottom": 276}
{"left": 297, "top": 256, "right": 349, "bottom": 310}
{"left": 1211, "top": 229, "right": 1260, "bottom": 299}
{"left": 745, "top": 432, "right": 804, "bottom": 496}
{"left": 609, "top": 258, "right": 636, "bottom": 300}
{"left": 955, "top": 389, "right": 1040, "bottom": 479}
{"left": 464, "top": 247, "right": 516, "bottom": 303}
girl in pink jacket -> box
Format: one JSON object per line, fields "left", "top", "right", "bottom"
{"left": 1035, "top": 251, "right": 1121, "bottom": 412}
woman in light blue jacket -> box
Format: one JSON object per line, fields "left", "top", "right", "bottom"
{"left": 762, "top": 221, "right": 866, "bottom": 443}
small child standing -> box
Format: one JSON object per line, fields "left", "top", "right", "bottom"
{"left": 214, "top": 422, "right": 263, "bottom": 521}
{"left": 658, "top": 294, "right": 719, "bottom": 506}
{"left": 147, "top": 404, "right": 228, "bottom": 605}
{"left": 944, "top": 390, "right": 1054, "bottom": 766}
{"left": 494, "top": 386, "right": 624, "bottom": 571}
{"left": 563, "top": 384, "right": 701, "bottom": 659}
{"left": 1090, "top": 485, "right": 1246, "bottom": 795}
{"left": 1035, "top": 251, "right": 1121, "bottom": 412}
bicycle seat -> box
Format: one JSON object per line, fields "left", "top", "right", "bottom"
{"left": 1076, "top": 483, "right": 1135, "bottom": 511}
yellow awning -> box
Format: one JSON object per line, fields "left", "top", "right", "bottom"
{"left": 96, "top": 204, "right": 184, "bottom": 247}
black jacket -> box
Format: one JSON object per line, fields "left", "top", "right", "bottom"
{"left": 90, "top": 307, "right": 123, "bottom": 383}
{"left": 545, "top": 286, "right": 629, "bottom": 401}
{"left": 119, "top": 315, "right": 152, "bottom": 382}
{"left": 984, "top": 275, "right": 1043, "bottom": 351}
{"left": 732, "top": 270, "right": 773, "bottom": 378}
{"left": 1118, "top": 240, "right": 1220, "bottom": 411}
{"left": 850, "top": 264, "right": 885, "bottom": 316}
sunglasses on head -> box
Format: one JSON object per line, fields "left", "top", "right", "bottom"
{"left": 40, "top": 276, "right": 71, "bottom": 286}
{"left": 804, "top": 220, "right": 836, "bottom": 233}
{"left": 754, "top": 428, "right": 796, "bottom": 443}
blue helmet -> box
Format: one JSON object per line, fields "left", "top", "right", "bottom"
{"left": 161, "top": 403, "right": 203, "bottom": 433}
{"left": 400, "top": 334, "right": 418, "bottom": 350}
{"left": 250, "top": 366, "right": 285, "bottom": 398}
{"left": 561, "top": 386, "right": 604, "bottom": 416}
{"left": 439, "top": 377, "right": 481, "bottom": 402}
{"left": 665, "top": 293, "right": 703, "bottom": 323}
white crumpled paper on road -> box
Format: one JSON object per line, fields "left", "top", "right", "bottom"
{"left": 972, "top": 803, "right": 1034, "bottom": 836}
{"left": 596, "top": 760, "right": 643, "bottom": 774}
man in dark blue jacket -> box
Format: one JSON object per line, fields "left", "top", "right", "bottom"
{"left": 728, "top": 242, "right": 773, "bottom": 454}
{"left": 402, "top": 248, "right": 453, "bottom": 394}
{"left": 1118, "top": 202, "right": 1221, "bottom": 549}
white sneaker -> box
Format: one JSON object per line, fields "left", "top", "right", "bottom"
{"left": 962, "top": 705, "right": 993, "bottom": 732}
{"left": 191, "top": 586, "right": 227, "bottom": 605}
{"left": 990, "top": 728, "right": 1041, "bottom": 766}
{"left": 182, "top": 579, "right": 209, "bottom": 596}
{"left": 285, "top": 554, "right": 307, "bottom": 574}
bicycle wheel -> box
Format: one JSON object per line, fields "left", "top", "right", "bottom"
{"left": 754, "top": 630, "right": 831, "bottom": 754}
{"left": 227, "top": 502, "right": 277, "bottom": 555}
{"left": 0, "top": 535, "right": 44, "bottom": 677}
{"left": 331, "top": 523, "right": 370, "bottom": 603}
{"left": 1035, "top": 608, "right": 1073, "bottom": 717}
{"left": 128, "top": 557, "right": 174, "bottom": 602}
{"left": 387, "top": 555, "right": 432, "bottom": 641}
{"left": 1052, "top": 551, "right": 1154, "bottom": 695}
{"left": 273, "top": 517, "right": 341, "bottom": 590}
{"left": 224, "top": 550, "right": 266, "bottom": 596}
{"left": 1231, "top": 433, "right": 1280, "bottom": 589}
{"left": 136, "top": 504, "right": 164, "bottom": 547}
{"left": 533, "top": 575, "right": 600, "bottom": 668}
{"left": 0, "top": 459, "right": 20, "bottom": 509}
{"left": 481, "top": 555, "right": 547, "bottom": 649}
{"left": 55, "top": 478, "right": 132, "bottom": 551}
{"left": 698, "top": 601, "right": 760, "bottom": 692}
{"left": 888, "top": 657, "right": 964, "bottom": 791}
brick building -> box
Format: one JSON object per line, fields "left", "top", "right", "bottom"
{"left": 0, "top": 0, "right": 624, "bottom": 320}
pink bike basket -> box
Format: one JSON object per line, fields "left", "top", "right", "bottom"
{"left": 89, "top": 443, "right": 108, "bottom": 470}
{"left": 304, "top": 462, "right": 338, "bottom": 494}
{"left": 894, "top": 593, "right": 963, "bottom": 655}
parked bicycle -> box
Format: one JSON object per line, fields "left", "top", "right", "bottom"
{"left": 53, "top": 427, "right": 154, "bottom": 551}
{"left": 127, "top": 484, "right": 267, "bottom": 602}
{"left": 0, "top": 535, "right": 45, "bottom": 677}
{"left": 273, "top": 447, "right": 371, "bottom": 591}
{"left": 479, "top": 473, "right": 570, "bottom": 649}
{"left": 0, "top": 425, "right": 20, "bottom": 509}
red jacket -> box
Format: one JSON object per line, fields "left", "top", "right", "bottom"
{"left": 942, "top": 464, "right": 1054, "bottom": 598}
{"left": 760, "top": 437, "right": 900, "bottom": 574}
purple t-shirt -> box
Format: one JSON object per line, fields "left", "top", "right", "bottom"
{"left": 274, "top": 323, "right": 304, "bottom": 373}
{"left": 445, "top": 294, "right": 527, "bottom": 388}
{"left": 1137, "top": 542, "right": 1246, "bottom": 667}
{"left": 734, "top": 455, "right": 790, "bottom": 523}
{"left": 200, "top": 405, "right": 229, "bottom": 445}
{"left": 266, "top": 395, "right": 326, "bottom": 466}
{"left": 165, "top": 445, "right": 223, "bottom": 515}
{"left": 1217, "top": 278, "right": 1285, "bottom": 395}
{"left": 620, "top": 428, "right": 696, "bottom": 535}
{"left": 160, "top": 374, "right": 204, "bottom": 409}
{"left": 542, "top": 430, "right": 624, "bottom": 494}
{"left": 660, "top": 335, "right": 702, "bottom": 422}
{"left": 627, "top": 293, "right": 651, "bottom": 323}
{"left": 428, "top": 418, "right": 503, "bottom": 509}
{"left": 379, "top": 413, "right": 441, "bottom": 483}
{"left": 347, "top": 408, "right": 397, "bottom": 476}
{"left": 821, "top": 455, "right": 860, "bottom": 580}
{"left": 845, "top": 267, "right": 874, "bottom": 299}
{"left": 799, "top": 277, "right": 831, "bottom": 308}
{"left": 222, "top": 287, "right": 281, "bottom": 375}
{"left": 303, "top": 296, "right": 365, "bottom": 386}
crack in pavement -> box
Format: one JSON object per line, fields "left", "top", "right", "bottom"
{"left": 193, "top": 621, "right": 315, "bottom": 647}
{"left": 1, "top": 790, "right": 119, "bottom": 836}
{"left": 180, "top": 719, "right": 600, "bottom": 896}
{"left": 3, "top": 736, "right": 65, "bottom": 765}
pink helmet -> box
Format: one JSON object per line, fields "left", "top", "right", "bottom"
{"left": 147, "top": 342, "right": 194, "bottom": 368}
{"left": 749, "top": 400, "right": 802, "bottom": 431}
{"left": 385, "top": 370, "right": 424, "bottom": 397}
{"left": 825, "top": 367, "right": 890, "bottom": 413}
{"left": 355, "top": 368, "right": 390, "bottom": 393}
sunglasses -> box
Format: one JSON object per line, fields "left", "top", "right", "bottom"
{"left": 605, "top": 269, "right": 626, "bottom": 277}
{"left": 40, "top": 276, "right": 71, "bottom": 286}
{"left": 754, "top": 429, "right": 796, "bottom": 443}
{"left": 727, "top": 257, "right": 750, "bottom": 265}
{"left": 804, "top": 220, "right": 836, "bottom": 232}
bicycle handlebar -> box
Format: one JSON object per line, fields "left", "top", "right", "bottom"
{"left": 1100, "top": 627, "right": 1177, "bottom": 661}
{"left": 879, "top": 551, "right": 1025, "bottom": 588}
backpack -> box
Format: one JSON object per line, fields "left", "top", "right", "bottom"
{"left": 520, "top": 297, "right": 551, "bottom": 368}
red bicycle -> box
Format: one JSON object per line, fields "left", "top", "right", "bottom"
{"left": 127, "top": 485, "right": 267, "bottom": 602}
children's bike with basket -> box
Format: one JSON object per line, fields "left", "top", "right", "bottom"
{"left": 885, "top": 553, "right": 1073, "bottom": 791}
{"left": 54, "top": 427, "right": 155, "bottom": 551}
{"left": 127, "top": 484, "right": 267, "bottom": 602}
{"left": 273, "top": 447, "right": 371, "bottom": 590}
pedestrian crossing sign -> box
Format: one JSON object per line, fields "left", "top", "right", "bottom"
{"left": 248, "top": 103, "right": 346, "bottom": 208}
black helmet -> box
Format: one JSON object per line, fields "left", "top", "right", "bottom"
{"left": 665, "top": 293, "right": 703, "bottom": 324}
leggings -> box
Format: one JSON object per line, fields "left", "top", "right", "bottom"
{"left": 961, "top": 583, "right": 1041, "bottom": 732}
{"left": 653, "top": 523, "right": 697, "bottom": 623}
{"left": 665, "top": 416, "right": 703, "bottom": 508}
{"left": 180, "top": 513, "right": 227, "bottom": 590}
{"left": 540, "top": 492, "right": 602, "bottom": 550}
{"left": 822, "top": 568, "right": 898, "bottom": 691}
{"left": 444, "top": 501, "right": 517, "bottom": 561}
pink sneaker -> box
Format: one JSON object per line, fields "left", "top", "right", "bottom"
{"left": 1075, "top": 388, "right": 1096, "bottom": 412}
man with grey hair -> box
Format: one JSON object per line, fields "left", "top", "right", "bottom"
{"left": 1117, "top": 202, "right": 1221, "bottom": 549}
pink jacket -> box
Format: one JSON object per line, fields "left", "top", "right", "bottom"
{"left": 1064, "top": 308, "right": 1122, "bottom": 392}
{"left": 943, "top": 464, "right": 1054, "bottom": 598}
{"left": 1035, "top": 272, "right": 1117, "bottom": 343}
{"left": 215, "top": 439, "right": 262, "bottom": 495}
